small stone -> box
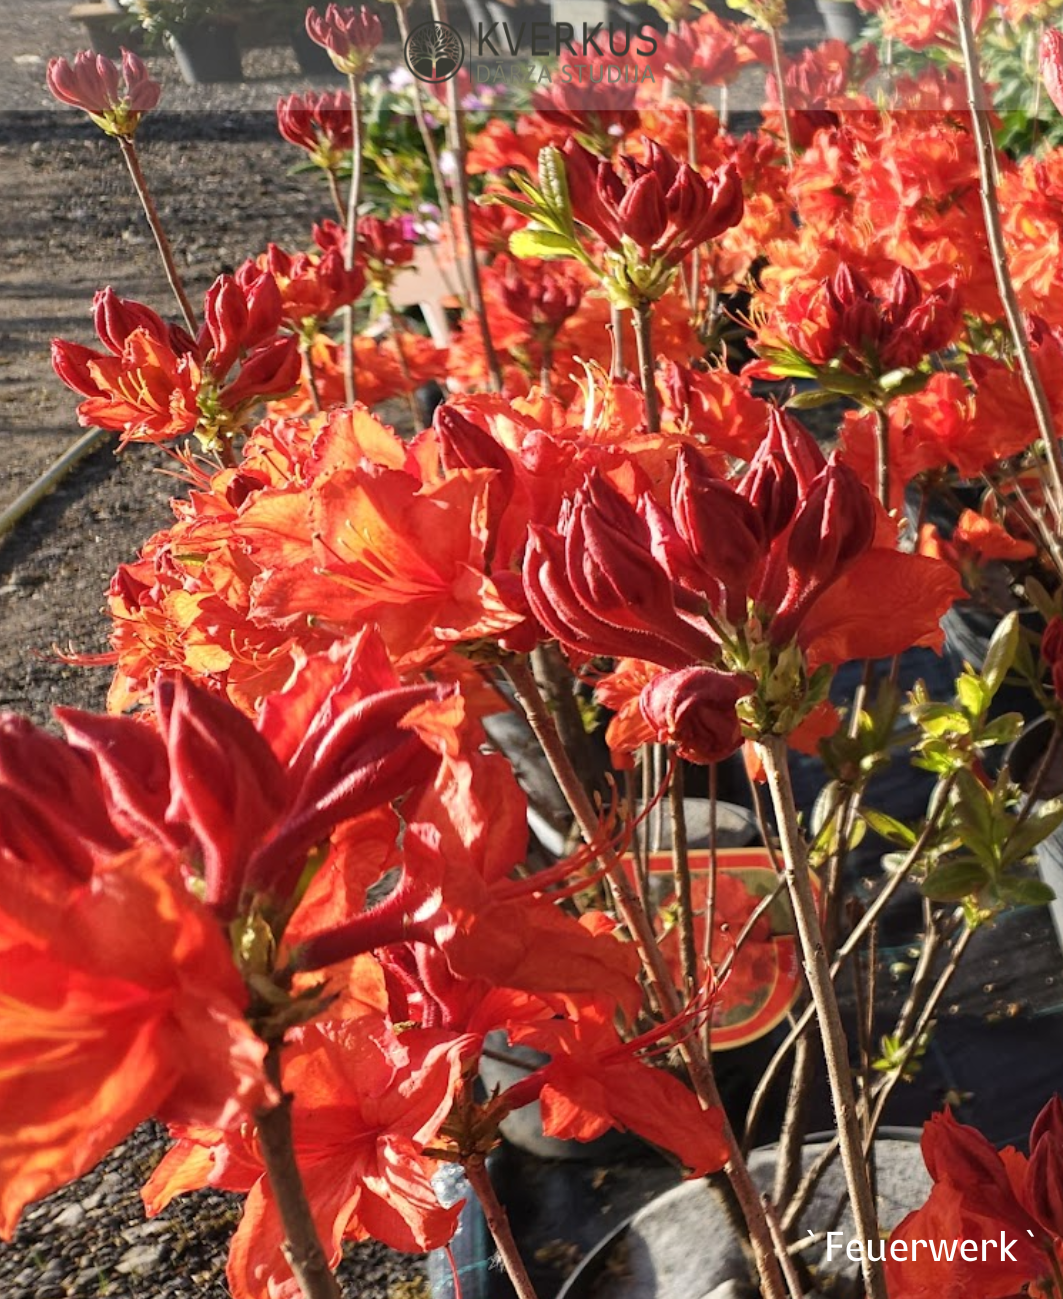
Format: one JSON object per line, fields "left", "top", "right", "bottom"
{"left": 52, "top": 1202, "right": 85, "bottom": 1230}
{"left": 117, "top": 1241, "right": 169, "bottom": 1275}
{"left": 35, "top": 1287, "right": 65, "bottom": 1299}
{"left": 120, "top": 1219, "right": 170, "bottom": 1243}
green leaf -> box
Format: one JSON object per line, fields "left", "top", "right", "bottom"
{"left": 1025, "top": 577, "right": 1057, "bottom": 623}
{"left": 862, "top": 808, "right": 918, "bottom": 848}
{"left": 537, "top": 145, "right": 571, "bottom": 220}
{"left": 956, "top": 673, "right": 989, "bottom": 722}
{"left": 785, "top": 388, "right": 839, "bottom": 410}
{"left": 508, "top": 228, "right": 577, "bottom": 261}
{"left": 921, "top": 858, "right": 989, "bottom": 901}
{"left": 980, "top": 713, "right": 1025, "bottom": 749}
{"left": 952, "top": 768, "right": 999, "bottom": 866}
{"left": 1000, "top": 797, "right": 1063, "bottom": 868}
{"left": 980, "top": 611, "right": 1020, "bottom": 703}
{"left": 996, "top": 877, "right": 1057, "bottom": 907}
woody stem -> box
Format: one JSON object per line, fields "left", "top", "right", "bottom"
{"left": 464, "top": 1157, "right": 541, "bottom": 1299}
{"left": 955, "top": 0, "right": 1063, "bottom": 524}
{"left": 669, "top": 760, "right": 698, "bottom": 999}
{"left": 256, "top": 1041, "right": 342, "bottom": 1299}
{"left": 117, "top": 137, "right": 197, "bottom": 334}
{"left": 504, "top": 658, "right": 794, "bottom": 1299}
{"left": 686, "top": 102, "right": 700, "bottom": 319}
{"left": 343, "top": 73, "right": 363, "bottom": 407}
{"left": 301, "top": 335, "right": 322, "bottom": 414}
{"left": 394, "top": 3, "right": 468, "bottom": 303}
{"left": 633, "top": 300, "right": 659, "bottom": 433}
{"left": 756, "top": 735, "right": 886, "bottom": 1299}
{"left": 609, "top": 304, "right": 626, "bottom": 378}
{"left": 433, "top": 0, "right": 503, "bottom": 391}
{"left": 767, "top": 26, "right": 794, "bottom": 170}
{"left": 873, "top": 406, "right": 890, "bottom": 509}
{"left": 326, "top": 168, "right": 346, "bottom": 225}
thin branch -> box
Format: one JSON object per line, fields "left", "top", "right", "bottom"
{"left": 633, "top": 301, "right": 660, "bottom": 433}
{"left": 768, "top": 27, "right": 795, "bottom": 170}
{"left": 343, "top": 74, "right": 363, "bottom": 406}
{"left": 955, "top": 0, "right": 1063, "bottom": 522}
{"left": 464, "top": 1158, "right": 541, "bottom": 1299}
{"left": 117, "top": 136, "right": 197, "bottom": 334}
{"left": 256, "top": 1043, "right": 342, "bottom": 1299}
{"left": 670, "top": 760, "right": 698, "bottom": 998}
{"left": 757, "top": 736, "right": 887, "bottom": 1299}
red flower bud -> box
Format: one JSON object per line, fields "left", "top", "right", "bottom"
{"left": 771, "top": 455, "right": 875, "bottom": 644}
{"left": 0, "top": 715, "right": 127, "bottom": 881}
{"left": 566, "top": 475, "right": 720, "bottom": 663}
{"left": 672, "top": 445, "right": 766, "bottom": 618}
{"left": 241, "top": 270, "right": 284, "bottom": 351}
{"left": 638, "top": 138, "right": 681, "bottom": 193}
{"left": 56, "top": 708, "right": 182, "bottom": 853}
{"left": 1026, "top": 1132, "right": 1063, "bottom": 1239}
{"left": 51, "top": 339, "right": 106, "bottom": 398}
{"left": 203, "top": 275, "right": 249, "bottom": 376}
{"left": 738, "top": 407, "right": 825, "bottom": 539}
{"left": 827, "top": 263, "right": 882, "bottom": 358}
{"left": 305, "top": 4, "right": 382, "bottom": 76}
{"left": 93, "top": 287, "right": 170, "bottom": 355}
{"left": 618, "top": 173, "right": 669, "bottom": 256}
{"left": 523, "top": 525, "right": 700, "bottom": 668}
{"left": 1031, "top": 1095, "right": 1063, "bottom": 1149}
{"left": 639, "top": 666, "right": 751, "bottom": 764}
{"left": 435, "top": 404, "right": 514, "bottom": 559}
{"left": 46, "top": 48, "right": 160, "bottom": 135}
{"left": 1041, "top": 27, "right": 1063, "bottom": 119}
{"left": 155, "top": 674, "right": 288, "bottom": 917}
{"left": 358, "top": 215, "right": 416, "bottom": 270}
{"left": 220, "top": 336, "right": 301, "bottom": 409}
{"left": 563, "top": 139, "right": 623, "bottom": 251}
{"left": 245, "top": 679, "right": 448, "bottom": 903}
{"left": 276, "top": 90, "right": 353, "bottom": 162}
{"left": 787, "top": 455, "right": 875, "bottom": 584}
{"left": 669, "top": 162, "right": 744, "bottom": 262}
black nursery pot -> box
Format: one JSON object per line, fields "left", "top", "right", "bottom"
{"left": 557, "top": 1133, "right": 928, "bottom": 1299}
{"left": 169, "top": 22, "right": 243, "bottom": 84}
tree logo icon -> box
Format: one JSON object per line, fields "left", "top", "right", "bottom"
{"left": 404, "top": 21, "right": 465, "bottom": 83}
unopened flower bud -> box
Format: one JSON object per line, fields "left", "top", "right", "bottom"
{"left": 1026, "top": 1132, "right": 1063, "bottom": 1239}
{"left": 93, "top": 287, "right": 169, "bottom": 355}
{"left": 672, "top": 445, "right": 766, "bottom": 617}
{"left": 220, "top": 336, "right": 301, "bottom": 408}
{"left": 46, "top": 48, "right": 160, "bottom": 137}
{"left": 639, "top": 666, "right": 751, "bottom": 763}
{"left": 305, "top": 4, "right": 383, "bottom": 77}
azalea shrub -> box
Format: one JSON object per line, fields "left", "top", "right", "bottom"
{"left": 9, "top": 4, "right": 1063, "bottom": 1299}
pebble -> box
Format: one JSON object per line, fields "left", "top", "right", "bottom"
{"left": 52, "top": 1202, "right": 85, "bottom": 1230}
{"left": 117, "top": 1241, "right": 170, "bottom": 1275}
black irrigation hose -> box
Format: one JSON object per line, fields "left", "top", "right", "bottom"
{"left": 0, "top": 428, "right": 109, "bottom": 539}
